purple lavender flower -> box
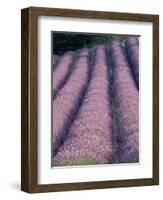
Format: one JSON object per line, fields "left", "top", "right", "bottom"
{"left": 53, "top": 52, "right": 74, "bottom": 97}
{"left": 52, "top": 48, "right": 90, "bottom": 155}
{"left": 109, "top": 41, "right": 139, "bottom": 163}
{"left": 125, "top": 37, "right": 139, "bottom": 89}
{"left": 53, "top": 46, "right": 114, "bottom": 166}
{"left": 125, "top": 37, "right": 139, "bottom": 47}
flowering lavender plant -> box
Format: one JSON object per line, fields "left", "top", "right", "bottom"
{"left": 53, "top": 52, "right": 74, "bottom": 98}
{"left": 125, "top": 37, "right": 139, "bottom": 89}
{"left": 53, "top": 46, "right": 114, "bottom": 166}
{"left": 110, "top": 41, "right": 139, "bottom": 163}
{"left": 52, "top": 48, "right": 90, "bottom": 155}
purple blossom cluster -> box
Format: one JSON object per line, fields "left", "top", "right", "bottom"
{"left": 53, "top": 52, "right": 74, "bottom": 98}
{"left": 109, "top": 41, "right": 139, "bottom": 163}
{"left": 52, "top": 48, "right": 90, "bottom": 154}
{"left": 53, "top": 46, "right": 114, "bottom": 166}
{"left": 125, "top": 37, "right": 139, "bottom": 88}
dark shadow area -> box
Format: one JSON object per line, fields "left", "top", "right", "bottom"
{"left": 53, "top": 32, "right": 128, "bottom": 56}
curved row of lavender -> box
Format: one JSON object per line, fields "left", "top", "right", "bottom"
{"left": 125, "top": 37, "right": 139, "bottom": 89}
{"left": 109, "top": 41, "right": 139, "bottom": 163}
{"left": 53, "top": 46, "right": 114, "bottom": 166}
{"left": 52, "top": 48, "right": 90, "bottom": 154}
{"left": 53, "top": 52, "right": 74, "bottom": 98}
{"left": 52, "top": 36, "right": 139, "bottom": 166}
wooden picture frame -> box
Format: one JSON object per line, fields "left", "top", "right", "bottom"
{"left": 21, "top": 7, "right": 159, "bottom": 193}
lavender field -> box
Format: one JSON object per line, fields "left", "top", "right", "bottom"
{"left": 52, "top": 36, "right": 139, "bottom": 167}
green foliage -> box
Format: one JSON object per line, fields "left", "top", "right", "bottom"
{"left": 60, "top": 157, "right": 97, "bottom": 166}
{"left": 53, "top": 32, "right": 127, "bottom": 56}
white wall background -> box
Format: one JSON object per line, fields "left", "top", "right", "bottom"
{"left": 0, "top": 0, "right": 162, "bottom": 199}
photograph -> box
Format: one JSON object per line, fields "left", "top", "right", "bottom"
{"left": 52, "top": 32, "right": 139, "bottom": 167}
{"left": 21, "top": 7, "right": 159, "bottom": 193}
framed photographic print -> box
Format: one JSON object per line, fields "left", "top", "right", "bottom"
{"left": 21, "top": 7, "right": 159, "bottom": 193}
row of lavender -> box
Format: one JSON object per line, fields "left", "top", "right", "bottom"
{"left": 52, "top": 37, "right": 139, "bottom": 166}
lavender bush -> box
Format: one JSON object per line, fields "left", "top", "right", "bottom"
{"left": 53, "top": 46, "right": 114, "bottom": 166}
{"left": 125, "top": 37, "right": 139, "bottom": 89}
{"left": 53, "top": 52, "right": 74, "bottom": 98}
{"left": 109, "top": 41, "right": 139, "bottom": 163}
{"left": 52, "top": 48, "right": 90, "bottom": 154}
